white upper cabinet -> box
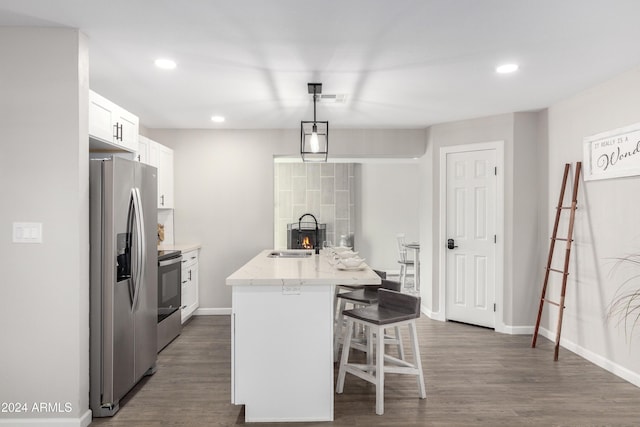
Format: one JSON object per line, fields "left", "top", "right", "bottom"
{"left": 136, "top": 135, "right": 150, "bottom": 164}
{"left": 147, "top": 139, "right": 159, "bottom": 167}
{"left": 157, "top": 143, "right": 174, "bottom": 209}
{"left": 136, "top": 135, "right": 174, "bottom": 209}
{"left": 89, "top": 90, "right": 139, "bottom": 152}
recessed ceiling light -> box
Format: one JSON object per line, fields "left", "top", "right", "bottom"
{"left": 211, "top": 115, "right": 225, "bottom": 123}
{"left": 154, "top": 58, "right": 177, "bottom": 70}
{"left": 496, "top": 63, "right": 518, "bottom": 74}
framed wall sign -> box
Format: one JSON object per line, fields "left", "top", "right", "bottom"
{"left": 583, "top": 122, "right": 640, "bottom": 181}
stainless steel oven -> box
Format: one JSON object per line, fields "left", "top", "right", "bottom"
{"left": 157, "top": 250, "right": 182, "bottom": 352}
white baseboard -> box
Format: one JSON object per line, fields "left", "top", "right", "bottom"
{"left": 538, "top": 327, "right": 640, "bottom": 388}
{"left": 0, "top": 410, "right": 91, "bottom": 427}
{"left": 502, "top": 324, "right": 535, "bottom": 335}
{"left": 422, "top": 306, "right": 445, "bottom": 321}
{"left": 194, "top": 307, "right": 231, "bottom": 316}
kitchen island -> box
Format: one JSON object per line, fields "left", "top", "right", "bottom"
{"left": 227, "top": 249, "right": 381, "bottom": 422}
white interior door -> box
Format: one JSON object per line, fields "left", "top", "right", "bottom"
{"left": 445, "top": 149, "right": 496, "bottom": 328}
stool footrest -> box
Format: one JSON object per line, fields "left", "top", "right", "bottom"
{"left": 383, "top": 354, "right": 415, "bottom": 368}
{"left": 343, "top": 364, "right": 376, "bottom": 384}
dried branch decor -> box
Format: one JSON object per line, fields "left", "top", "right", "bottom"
{"left": 608, "top": 253, "right": 640, "bottom": 339}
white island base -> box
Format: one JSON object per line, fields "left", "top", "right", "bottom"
{"left": 227, "top": 250, "right": 381, "bottom": 422}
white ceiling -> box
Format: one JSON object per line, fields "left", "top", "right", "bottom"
{"left": 2, "top": 0, "right": 640, "bottom": 130}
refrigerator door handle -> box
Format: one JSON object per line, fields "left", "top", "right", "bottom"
{"left": 126, "top": 189, "right": 137, "bottom": 307}
{"left": 131, "top": 187, "right": 145, "bottom": 311}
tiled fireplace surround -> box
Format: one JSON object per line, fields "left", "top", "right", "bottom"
{"left": 274, "top": 163, "right": 357, "bottom": 250}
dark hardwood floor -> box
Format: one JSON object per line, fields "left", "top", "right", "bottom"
{"left": 90, "top": 315, "right": 640, "bottom": 426}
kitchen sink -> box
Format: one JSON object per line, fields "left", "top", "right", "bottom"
{"left": 267, "top": 250, "right": 313, "bottom": 258}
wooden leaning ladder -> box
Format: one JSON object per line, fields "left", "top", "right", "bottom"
{"left": 531, "top": 162, "right": 582, "bottom": 361}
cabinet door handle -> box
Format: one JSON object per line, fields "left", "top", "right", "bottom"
{"left": 119, "top": 123, "right": 123, "bottom": 141}
{"left": 160, "top": 195, "right": 165, "bottom": 206}
{"left": 188, "top": 270, "right": 192, "bottom": 280}
{"left": 182, "top": 280, "right": 188, "bottom": 284}
{"left": 113, "top": 123, "right": 119, "bottom": 140}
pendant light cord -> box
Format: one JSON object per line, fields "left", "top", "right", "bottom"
{"left": 312, "top": 85, "right": 317, "bottom": 123}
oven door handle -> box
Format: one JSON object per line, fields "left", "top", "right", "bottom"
{"left": 159, "top": 256, "right": 182, "bottom": 267}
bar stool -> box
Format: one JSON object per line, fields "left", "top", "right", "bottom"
{"left": 333, "top": 270, "right": 386, "bottom": 329}
{"left": 336, "top": 289, "right": 426, "bottom": 415}
{"left": 396, "top": 234, "right": 415, "bottom": 289}
{"left": 333, "top": 279, "right": 402, "bottom": 361}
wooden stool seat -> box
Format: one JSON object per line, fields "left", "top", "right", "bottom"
{"left": 337, "top": 288, "right": 379, "bottom": 305}
{"left": 345, "top": 303, "right": 419, "bottom": 325}
{"left": 337, "top": 284, "right": 367, "bottom": 291}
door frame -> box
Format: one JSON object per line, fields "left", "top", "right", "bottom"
{"left": 438, "top": 141, "right": 506, "bottom": 333}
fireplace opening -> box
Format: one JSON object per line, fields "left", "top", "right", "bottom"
{"left": 287, "top": 213, "right": 326, "bottom": 251}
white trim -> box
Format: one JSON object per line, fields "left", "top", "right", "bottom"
{"left": 422, "top": 306, "right": 445, "bottom": 321}
{"left": 538, "top": 327, "right": 640, "bottom": 388}
{"left": 0, "top": 410, "right": 92, "bottom": 426}
{"left": 438, "top": 141, "right": 505, "bottom": 331}
{"left": 195, "top": 307, "right": 231, "bottom": 316}
{"left": 501, "top": 325, "right": 535, "bottom": 335}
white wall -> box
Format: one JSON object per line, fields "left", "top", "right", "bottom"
{"left": 0, "top": 28, "right": 90, "bottom": 425}
{"left": 544, "top": 65, "right": 640, "bottom": 385}
{"left": 421, "top": 114, "right": 514, "bottom": 320}
{"left": 420, "top": 112, "right": 545, "bottom": 330}
{"left": 147, "top": 128, "right": 425, "bottom": 310}
{"left": 512, "top": 112, "right": 547, "bottom": 327}
{"left": 357, "top": 162, "right": 420, "bottom": 272}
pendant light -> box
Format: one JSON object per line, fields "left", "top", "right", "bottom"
{"left": 301, "top": 83, "right": 328, "bottom": 162}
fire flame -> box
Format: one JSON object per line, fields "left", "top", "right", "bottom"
{"left": 301, "top": 236, "right": 313, "bottom": 249}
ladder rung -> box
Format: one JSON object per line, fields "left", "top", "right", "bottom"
{"left": 547, "top": 267, "right": 569, "bottom": 275}
{"left": 551, "top": 237, "right": 573, "bottom": 242}
{"left": 556, "top": 206, "right": 576, "bottom": 210}
{"left": 542, "top": 298, "right": 565, "bottom": 308}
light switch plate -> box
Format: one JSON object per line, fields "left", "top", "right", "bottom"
{"left": 13, "top": 222, "right": 43, "bottom": 243}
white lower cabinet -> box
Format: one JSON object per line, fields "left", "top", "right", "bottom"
{"left": 232, "top": 283, "right": 334, "bottom": 422}
{"left": 181, "top": 249, "right": 199, "bottom": 323}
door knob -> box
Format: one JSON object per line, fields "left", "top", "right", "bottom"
{"left": 447, "top": 238, "right": 458, "bottom": 250}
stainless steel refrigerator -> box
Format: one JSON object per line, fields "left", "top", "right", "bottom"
{"left": 89, "top": 157, "right": 158, "bottom": 417}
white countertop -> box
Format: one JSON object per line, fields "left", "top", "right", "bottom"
{"left": 226, "top": 249, "right": 382, "bottom": 286}
{"left": 158, "top": 243, "right": 201, "bottom": 253}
